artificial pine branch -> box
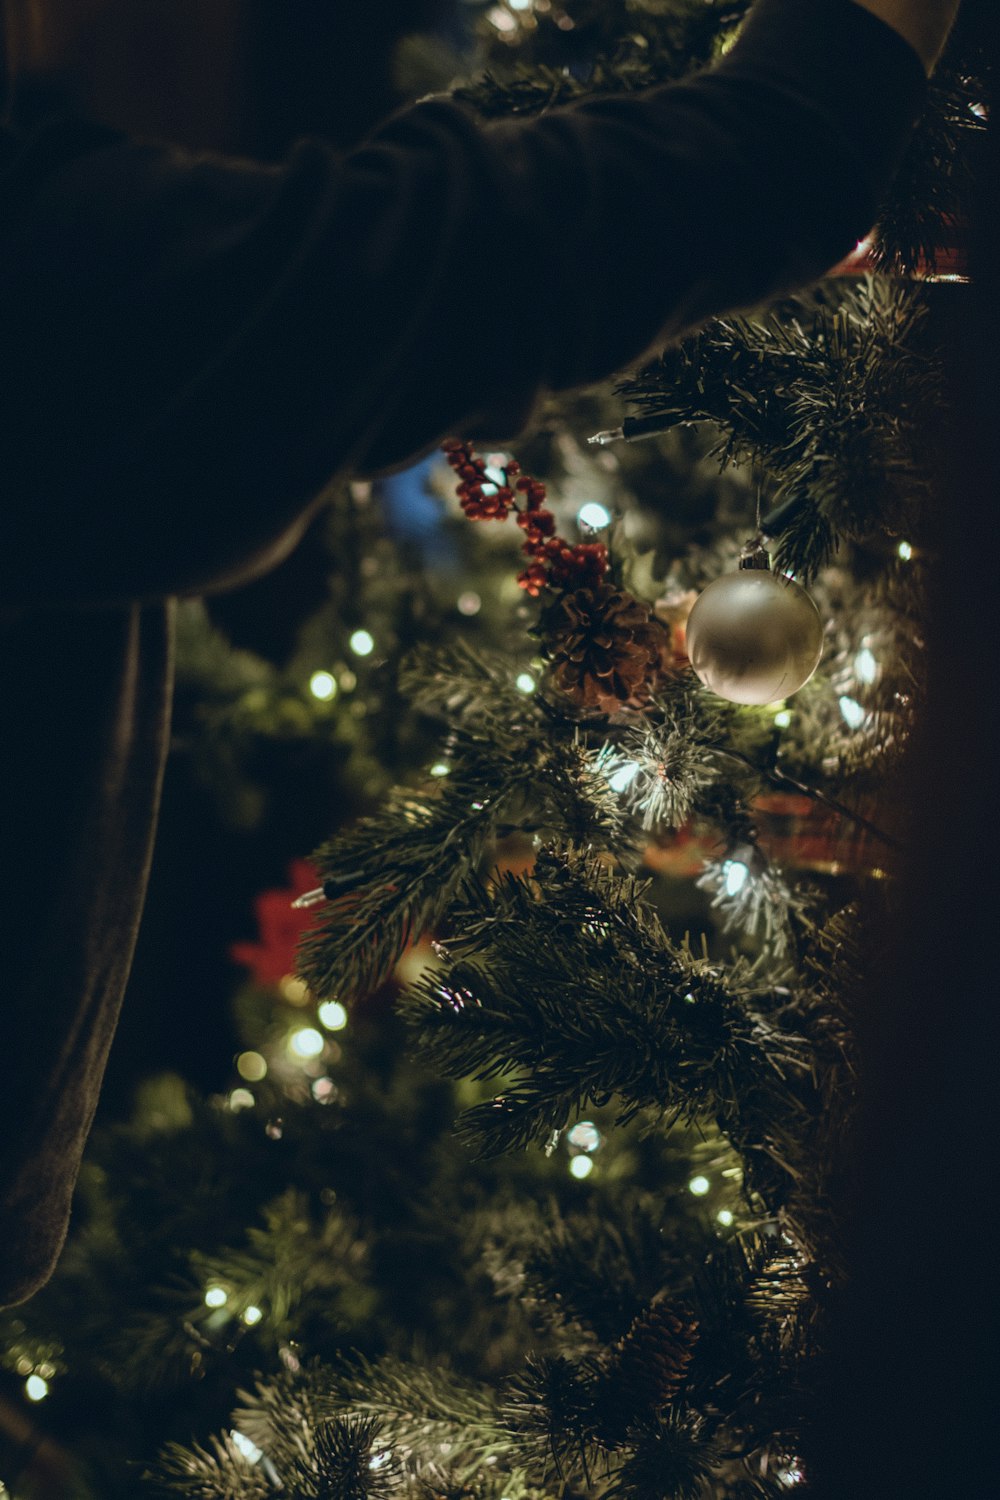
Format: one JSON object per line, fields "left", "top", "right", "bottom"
{"left": 406, "top": 846, "right": 807, "bottom": 1181}
{"left": 614, "top": 279, "right": 941, "bottom": 581}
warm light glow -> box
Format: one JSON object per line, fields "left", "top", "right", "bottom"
{"left": 25, "top": 1375, "right": 49, "bottom": 1402}
{"left": 854, "top": 647, "right": 878, "bottom": 685}
{"left": 567, "top": 1120, "right": 602, "bottom": 1153}
{"left": 717, "top": 1209, "right": 734, "bottom": 1227}
{"left": 231, "top": 1430, "right": 263, "bottom": 1464}
{"left": 688, "top": 1175, "right": 711, "bottom": 1196}
{"left": 349, "top": 629, "right": 375, "bottom": 657}
{"left": 723, "top": 860, "right": 750, "bottom": 897}
{"left": 312, "top": 1076, "right": 337, "bottom": 1103}
{"left": 897, "top": 540, "right": 913, "bottom": 561}
{"left": 289, "top": 1027, "right": 324, "bottom": 1059}
{"left": 774, "top": 709, "right": 792, "bottom": 728}
{"left": 228, "top": 1088, "right": 255, "bottom": 1112}
{"left": 280, "top": 974, "right": 310, "bottom": 1005}
{"left": 457, "top": 591, "right": 482, "bottom": 616}
{"left": 309, "top": 670, "right": 337, "bottom": 701}
{"left": 205, "top": 1285, "right": 229, "bottom": 1308}
{"left": 577, "top": 502, "right": 611, "bottom": 530}
{"left": 318, "top": 1000, "right": 348, "bottom": 1032}
{"left": 242, "top": 1305, "right": 263, "bottom": 1326}
{"left": 515, "top": 672, "right": 536, "bottom": 694}
{"left": 608, "top": 761, "right": 640, "bottom": 793}
{"left": 569, "top": 1155, "right": 594, "bottom": 1179}
{"left": 487, "top": 5, "right": 517, "bottom": 31}
{"left": 838, "top": 696, "right": 866, "bottom": 730}
{"left": 430, "top": 761, "right": 451, "bottom": 777}
{"left": 237, "top": 1051, "right": 267, "bottom": 1082}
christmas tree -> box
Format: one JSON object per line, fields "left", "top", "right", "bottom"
{"left": 1, "top": 2, "right": 993, "bottom": 1496}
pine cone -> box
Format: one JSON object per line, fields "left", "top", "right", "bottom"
{"left": 600, "top": 1303, "right": 699, "bottom": 1439}
{"left": 544, "top": 584, "right": 671, "bottom": 714}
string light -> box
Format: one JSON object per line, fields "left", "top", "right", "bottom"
{"left": 308, "top": 671, "right": 337, "bottom": 701}
{"left": 242, "top": 1306, "right": 263, "bottom": 1326}
{"left": 25, "top": 1375, "right": 49, "bottom": 1402}
{"left": 349, "top": 629, "right": 375, "bottom": 657}
{"left": 567, "top": 1120, "right": 602, "bottom": 1153}
{"left": 569, "top": 1155, "right": 594, "bottom": 1179}
{"left": 774, "top": 709, "right": 792, "bottom": 728}
{"left": 288, "top": 1027, "right": 324, "bottom": 1059}
{"left": 854, "top": 647, "right": 878, "bottom": 685}
{"left": 897, "top": 540, "right": 913, "bottom": 561}
{"left": 318, "top": 1000, "right": 348, "bottom": 1031}
{"left": 457, "top": 591, "right": 482, "bottom": 616}
{"left": 838, "top": 696, "right": 866, "bottom": 730}
{"left": 688, "top": 1175, "right": 711, "bottom": 1196}
{"left": 607, "top": 760, "right": 640, "bottom": 793}
{"left": 577, "top": 501, "right": 611, "bottom": 531}
{"left": 722, "top": 859, "right": 750, "bottom": 897}
{"left": 515, "top": 672, "right": 536, "bottom": 694}
{"left": 228, "top": 1088, "right": 255, "bottom": 1111}
{"left": 204, "top": 1285, "right": 229, "bottom": 1308}
{"left": 280, "top": 975, "right": 310, "bottom": 1005}
{"left": 717, "top": 1209, "right": 734, "bottom": 1227}
{"left": 236, "top": 1051, "right": 267, "bottom": 1082}
{"left": 231, "top": 1431, "right": 264, "bottom": 1464}
{"left": 430, "top": 761, "right": 451, "bottom": 777}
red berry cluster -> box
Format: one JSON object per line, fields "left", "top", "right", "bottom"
{"left": 443, "top": 439, "right": 609, "bottom": 597}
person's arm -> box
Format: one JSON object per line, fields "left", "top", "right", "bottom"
{"left": 0, "top": 0, "right": 934, "bottom": 610}
{"left": 851, "top": 0, "right": 961, "bottom": 75}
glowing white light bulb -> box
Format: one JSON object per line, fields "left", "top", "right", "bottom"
{"left": 723, "top": 859, "right": 750, "bottom": 897}
{"left": 205, "top": 1285, "right": 229, "bottom": 1308}
{"left": 242, "top": 1305, "right": 263, "bottom": 1326}
{"left": 897, "top": 540, "right": 913, "bottom": 561}
{"left": 309, "top": 671, "right": 337, "bottom": 701}
{"left": 349, "top": 629, "right": 375, "bottom": 657}
{"left": 854, "top": 647, "right": 878, "bottom": 685}
{"left": 228, "top": 1088, "right": 255, "bottom": 1112}
{"left": 577, "top": 502, "right": 611, "bottom": 531}
{"left": 430, "top": 761, "right": 451, "bottom": 777}
{"left": 569, "top": 1155, "right": 594, "bottom": 1179}
{"left": 567, "top": 1120, "right": 602, "bottom": 1153}
{"left": 838, "top": 695, "right": 866, "bottom": 730}
{"left": 608, "top": 761, "right": 640, "bottom": 793}
{"left": 774, "top": 709, "right": 792, "bottom": 728}
{"left": 457, "top": 591, "right": 482, "bottom": 616}
{"left": 289, "top": 1027, "right": 324, "bottom": 1059}
{"left": 717, "top": 1209, "right": 734, "bottom": 1227}
{"left": 688, "top": 1175, "right": 711, "bottom": 1197}
{"left": 25, "top": 1375, "right": 49, "bottom": 1402}
{"left": 318, "top": 1000, "right": 348, "bottom": 1031}
{"left": 515, "top": 672, "right": 536, "bottom": 694}
{"left": 369, "top": 1450, "right": 394, "bottom": 1472}
{"left": 231, "top": 1430, "right": 263, "bottom": 1464}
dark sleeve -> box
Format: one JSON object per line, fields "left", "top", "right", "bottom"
{"left": 0, "top": 0, "right": 925, "bottom": 608}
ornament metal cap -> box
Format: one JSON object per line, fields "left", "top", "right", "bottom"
{"left": 738, "top": 536, "right": 771, "bottom": 571}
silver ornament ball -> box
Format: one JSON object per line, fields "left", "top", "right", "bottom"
{"left": 685, "top": 568, "right": 823, "bottom": 705}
